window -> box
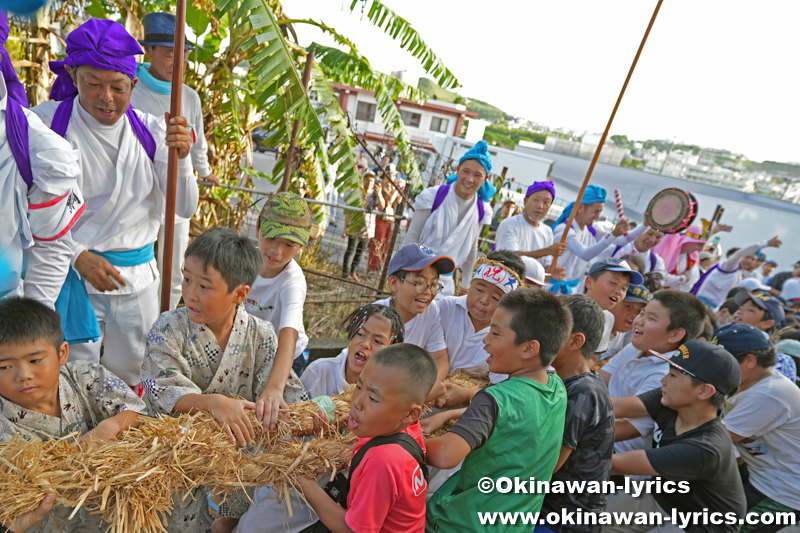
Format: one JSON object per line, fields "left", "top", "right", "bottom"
{"left": 430, "top": 116, "right": 449, "bottom": 133}
{"left": 401, "top": 110, "right": 422, "bottom": 128}
{"left": 356, "top": 102, "right": 376, "bottom": 122}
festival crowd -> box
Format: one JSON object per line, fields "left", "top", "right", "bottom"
{"left": 1, "top": 11, "right": 800, "bottom": 533}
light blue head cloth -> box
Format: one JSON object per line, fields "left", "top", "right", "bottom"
{"left": 459, "top": 140, "right": 492, "bottom": 174}
{"left": 445, "top": 173, "right": 497, "bottom": 201}
{"left": 553, "top": 185, "right": 607, "bottom": 226}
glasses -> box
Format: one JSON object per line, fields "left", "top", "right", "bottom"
{"left": 400, "top": 278, "right": 444, "bottom": 295}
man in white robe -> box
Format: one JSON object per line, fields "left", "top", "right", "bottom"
{"left": 404, "top": 140, "right": 493, "bottom": 296}
{"left": 30, "top": 19, "right": 199, "bottom": 388}
{"left": 550, "top": 185, "right": 631, "bottom": 294}
{"left": 0, "top": 52, "right": 82, "bottom": 309}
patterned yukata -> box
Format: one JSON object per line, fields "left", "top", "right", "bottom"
{"left": 141, "top": 304, "right": 309, "bottom": 520}
{"left": 0, "top": 360, "right": 152, "bottom": 533}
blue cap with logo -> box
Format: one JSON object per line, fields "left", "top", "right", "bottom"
{"left": 650, "top": 339, "right": 741, "bottom": 395}
{"left": 587, "top": 258, "right": 644, "bottom": 286}
{"left": 625, "top": 284, "right": 652, "bottom": 304}
{"left": 389, "top": 243, "right": 455, "bottom": 276}
{"left": 734, "top": 290, "right": 786, "bottom": 325}
{"left": 710, "top": 323, "right": 770, "bottom": 353}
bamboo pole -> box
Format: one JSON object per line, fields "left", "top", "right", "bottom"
{"left": 160, "top": 0, "right": 187, "bottom": 313}
{"left": 549, "top": 0, "right": 663, "bottom": 274}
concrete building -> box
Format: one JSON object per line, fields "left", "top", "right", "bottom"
{"left": 543, "top": 134, "right": 631, "bottom": 166}
{"left": 333, "top": 83, "right": 478, "bottom": 152}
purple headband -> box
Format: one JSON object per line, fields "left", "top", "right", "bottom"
{"left": 525, "top": 180, "right": 556, "bottom": 199}
{"left": 49, "top": 19, "right": 142, "bottom": 101}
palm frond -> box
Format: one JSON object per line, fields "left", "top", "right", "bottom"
{"left": 349, "top": 0, "right": 460, "bottom": 90}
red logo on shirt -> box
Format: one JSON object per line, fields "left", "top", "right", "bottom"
{"left": 412, "top": 465, "right": 426, "bottom": 497}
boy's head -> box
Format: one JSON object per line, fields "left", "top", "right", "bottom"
{"left": 257, "top": 192, "right": 312, "bottom": 276}
{"left": 632, "top": 290, "right": 707, "bottom": 353}
{"left": 388, "top": 244, "right": 455, "bottom": 318}
{"left": 763, "top": 260, "right": 777, "bottom": 276}
{"left": 610, "top": 284, "right": 651, "bottom": 334}
{"left": 0, "top": 297, "right": 68, "bottom": 409}
{"left": 183, "top": 228, "right": 261, "bottom": 326}
{"left": 484, "top": 289, "right": 573, "bottom": 373}
{"left": 711, "top": 324, "right": 775, "bottom": 386}
{"left": 585, "top": 258, "right": 644, "bottom": 311}
{"left": 653, "top": 339, "right": 740, "bottom": 414}
{"left": 620, "top": 254, "right": 645, "bottom": 274}
{"left": 739, "top": 253, "right": 759, "bottom": 272}
{"left": 781, "top": 279, "right": 800, "bottom": 312}
{"left": 466, "top": 252, "right": 525, "bottom": 325}
{"left": 552, "top": 295, "right": 604, "bottom": 368}
{"left": 523, "top": 181, "right": 555, "bottom": 223}
{"left": 732, "top": 291, "right": 785, "bottom": 332}
{"left": 521, "top": 256, "right": 548, "bottom": 288}
{"left": 348, "top": 343, "right": 438, "bottom": 438}
{"left": 342, "top": 305, "right": 405, "bottom": 382}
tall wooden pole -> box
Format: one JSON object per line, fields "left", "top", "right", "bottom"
{"left": 160, "top": 0, "right": 187, "bottom": 313}
{"left": 281, "top": 47, "right": 316, "bottom": 192}
{"left": 549, "top": 0, "right": 663, "bottom": 274}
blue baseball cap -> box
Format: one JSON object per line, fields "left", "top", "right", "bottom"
{"left": 587, "top": 258, "right": 644, "bottom": 286}
{"left": 734, "top": 291, "right": 786, "bottom": 324}
{"left": 389, "top": 244, "right": 455, "bottom": 276}
{"left": 651, "top": 339, "right": 741, "bottom": 395}
{"left": 710, "top": 323, "right": 770, "bottom": 353}
{"left": 625, "top": 284, "right": 652, "bottom": 304}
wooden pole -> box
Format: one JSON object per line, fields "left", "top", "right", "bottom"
{"left": 549, "top": 0, "right": 663, "bottom": 274}
{"left": 281, "top": 47, "right": 316, "bottom": 192}
{"left": 160, "top": 0, "right": 187, "bottom": 313}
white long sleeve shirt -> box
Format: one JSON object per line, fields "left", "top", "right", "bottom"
{"left": 31, "top": 98, "right": 199, "bottom": 295}
{"left": 0, "top": 78, "right": 82, "bottom": 307}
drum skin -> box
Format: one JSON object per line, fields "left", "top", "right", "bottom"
{"left": 644, "top": 188, "right": 698, "bottom": 234}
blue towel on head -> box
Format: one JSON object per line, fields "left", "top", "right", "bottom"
{"left": 459, "top": 140, "right": 492, "bottom": 174}
{"left": 445, "top": 173, "right": 497, "bottom": 202}
{"left": 553, "top": 185, "right": 607, "bottom": 226}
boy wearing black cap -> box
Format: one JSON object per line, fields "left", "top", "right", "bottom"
{"left": 374, "top": 243, "right": 455, "bottom": 382}
{"left": 732, "top": 291, "right": 785, "bottom": 334}
{"left": 715, "top": 324, "right": 800, "bottom": 532}
{"left": 607, "top": 340, "right": 746, "bottom": 532}
{"left": 584, "top": 258, "right": 644, "bottom": 356}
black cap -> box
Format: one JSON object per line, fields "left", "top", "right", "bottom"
{"left": 710, "top": 324, "right": 770, "bottom": 353}
{"left": 650, "top": 339, "right": 741, "bottom": 395}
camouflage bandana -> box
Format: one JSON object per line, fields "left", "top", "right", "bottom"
{"left": 259, "top": 192, "right": 312, "bottom": 246}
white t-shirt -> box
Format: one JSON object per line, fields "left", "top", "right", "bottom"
{"left": 597, "top": 310, "right": 615, "bottom": 354}
{"left": 494, "top": 214, "right": 554, "bottom": 266}
{"left": 601, "top": 330, "right": 627, "bottom": 361}
{"left": 244, "top": 259, "right": 309, "bottom": 359}
{"left": 373, "top": 297, "right": 447, "bottom": 353}
{"left": 300, "top": 349, "right": 349, "bottom": 399}
{"left": 723, "top": 372, "right": 800, "bottom": 510}
{"left": 436, "top": 295, "right": 490, "bottom": 375}
{"left": 603, "top": 343, "right": 674, "bottom": 454}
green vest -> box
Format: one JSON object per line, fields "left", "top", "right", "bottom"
{"left": 426, "top": 374, "right": 567, "bottom": 531}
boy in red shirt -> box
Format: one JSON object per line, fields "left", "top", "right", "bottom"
{"left": 298, "top": 343, "right": 438, "bottom": 532}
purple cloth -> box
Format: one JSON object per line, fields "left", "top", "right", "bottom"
{"left": 525, "top": 180, "right": 555, "bottom": 199}
{"left": 50, "top": 95, "right": 156, "bottom": 162}
{"left": 49, "top": 18, "right": 142, "bottom": 101}
{"left": 0, "top": 11, "right": 28, "bottom": 107}
{"left": 5, "top": 97, "right": 32, "bottom": 188}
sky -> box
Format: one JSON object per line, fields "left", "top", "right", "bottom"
{"left": 282, "top": 0, "right": 799, "bottom": 164}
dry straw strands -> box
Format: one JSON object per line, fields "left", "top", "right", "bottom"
{"left": 0, "top": 389, "right": 357, "bottom": 533}
{"left": 445, "top": 369, "right": 490, "bottom": 391}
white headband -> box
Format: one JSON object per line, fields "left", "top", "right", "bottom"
{"left": 473, "top": 262, "right": 521, "bottom": 293}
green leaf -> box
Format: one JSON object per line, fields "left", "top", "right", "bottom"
{"left": 348, "top": 0, "right": 459, "bottom": 90}
{"left": 186, "top": 1, "right": 211, "bottom": 38}
{"left": 85, "top": 0, "right": 109, "bottom": 19}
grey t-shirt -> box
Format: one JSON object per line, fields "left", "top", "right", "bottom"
{"left": 640, "top": 388, "right": 746, "bottom": 532}
{"left": 540, "top": 371, "right": 615, "bottom": 532}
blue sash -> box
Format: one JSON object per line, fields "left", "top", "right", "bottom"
{"left": 55, "top": 243, "right": 155, "bottom": 345}
{"left": 548, "top": 278, "right": 581, "bottom": 295}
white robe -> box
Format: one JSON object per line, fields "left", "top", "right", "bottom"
{"left": 0, "top": 77, "right": 82, "bottom": 307}
{"left": 31, "top": 98, "right": 198, "bottom": 257}
{"left": 411, "top": 184, "right": 492, "bottom": 267}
